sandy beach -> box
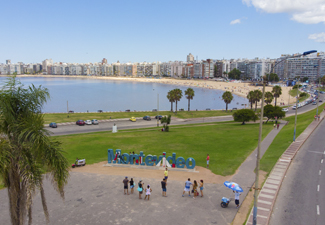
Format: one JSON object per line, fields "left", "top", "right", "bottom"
{"left": 5, "top": 74, "right": 295, "bottom": 105}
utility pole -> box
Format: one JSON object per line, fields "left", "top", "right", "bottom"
{"left": 67, "top": 101, "right": 69, "bottom": 118}
{"left": 293, "top": 80, "right": 299, "bottom": 141}
{"left": 157, "top": 94, "right": 159, "bottom": 127}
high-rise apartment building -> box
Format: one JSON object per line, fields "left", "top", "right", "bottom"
{"left": 187, "top": 53, "right": 194, "bottom": 62}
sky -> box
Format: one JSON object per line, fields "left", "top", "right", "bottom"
{"left": 1, "top": 0, "right": 324, "bottom": 64}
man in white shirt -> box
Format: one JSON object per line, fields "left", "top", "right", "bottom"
{"left": 182, "top": 178, "right": 192, "bottom": 197}
{"left": 234, "top": 191, "right": 241, "bottom": 208}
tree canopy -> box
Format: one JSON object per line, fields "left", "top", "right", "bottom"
{"left": 265, "top": 91, "right": 274, "bottom": 105}
{"left": 0, "top": 76, "right": 69, "bottom": 225}
{"left": 185, "top": 88, "right": 195, "bottom": 111}
{"left": 228, "top": 68, "right": 241, "bottom": 80}
{"left": 272, "top": 85, "right": 282, "bottom": 106}
{"left": 253, "top": 89, "right": 263, "bottom": 111}
{"left": 263, "top": 105, "right": 285, "bottom": 123}
{"left": 173, "top": 88, "right": 183, "bottom": 114}
{"left": 233, "top": 109, "right": 258, "bottom": 125}
{"left": 222, "top": 91, "right": 233, "bottom": 111}
{"left": 265, "top": 73, "right": 279, "bottom": 82}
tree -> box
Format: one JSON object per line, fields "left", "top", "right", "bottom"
{"left": 272, "top": 85, "right": 282, "bottom": 106}
{"left": 223, "top": 71, "right": 228, "bottom": 79}
{"left": 167, "top": 90, "right": 175, "bottom": 112}
{"left": 265, "top": 91, "right": 274, "bottom": 105}
{"left": 266, "top": 73, "right": 279, "bottom": 82}
{"left": 292, "top": 84, "right": 302, "bottom": 89}
{"left": 173, "top": 88, "right": 183, "bottom": 114}
{"left": 0, "top": 76, "right": 69, "bottom": 225}
{"left": 161, "top": 115, "right": 171, "bottom": 131}
{"left": 228, "top": 68, "right": 241, "bottom": 80}
{"left": 185, "top": 88, "right": 195, "bottom": 111}
{"left": 253, "top": 89, "right": 263, "bottom": 111}
{"left": 233, "top": 109, "right": 258, "bottom": 125}
{"left": 222, "top": 91, "right": 233, "bottom": 112}
{"left": 321, "top": 76, "right": 325, "bottom": 86}
{"left": 263, "top": 105, "right": 285, "bottom": 123}
{"left": 247, "top": 91, "right": 255, "bottom": 110}
{"left": 302, "top": 77, "right": 309, "bottom": 82}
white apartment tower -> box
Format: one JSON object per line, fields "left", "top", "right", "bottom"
{"left": 187, "top": 53, "right": 194, "bottom": 62}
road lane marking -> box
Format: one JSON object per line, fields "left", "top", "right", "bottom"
{"left": 324, "top": 151, "right": 325, "bottom": 154}
{"left": 308, "top": 151, "right": 325, "bottom": 154}
{"left": 319, "top": 170, "right": 322, "bottom": 176}
{"left": 322, "top": 159, "right": 324, "bottom": 164}
{"left": 317, "top": 205, "right": 320, "bottom": 215}
{"left": 318, "top": 185, "right": 320, "bottom": 192}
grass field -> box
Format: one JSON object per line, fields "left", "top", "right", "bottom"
{"left": 289, "top": 89, "right": 310, "bottom": 102}
{"left": 43, "top": 110, "right": 234, "bottom": 124}
{"left": 55, "top": 122, "right": 273, "bottom": 176}
{"left": 260, "top": 103, "right": 325, "bottom": 173}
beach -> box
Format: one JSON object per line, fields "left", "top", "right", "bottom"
{"left": 5, "top": 75, "right": 295, "bottom": 105}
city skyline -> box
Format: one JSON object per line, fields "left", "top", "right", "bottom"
{"left": 1, "top": 0, "right": 324, "bottom": 64}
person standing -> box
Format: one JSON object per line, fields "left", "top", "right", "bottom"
{"left": 234, "top": 191, "right": 241, "bottom": 208}
{"left": 161, "top": 178, "right": 167, "bottom": 197}
{"left": 123, "top": 177, "right": 129, "bottom": 195}
{"left": 182, "top": 178, "right": 192, "bottom": 197}
{"left": 130, "top": 178, "right": 134, "bottom": 194}
{"left": 277, "top": 123, "right": 279, "bottom": 129}
{"left": 273, "top": 123, "right": 276, "bottom": 129}
{"left": 199, "top": 180, "right": 204, "bottom": 197}
{"left": 193, "top": 180, "right": 198, "bottom": 199}
{"left": 144, "top": 185, "right": 152, "bottom": 201}
{"left": 206, "top": 154, "right": 210, "bottom": 169}
{"left": 164, "top": 168, "right": 168, "bottom": 181}
{"left": 137, "top": 180, "right": 143, "bottom": 199}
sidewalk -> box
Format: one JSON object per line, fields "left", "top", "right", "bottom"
{"left": 245, "top": 111, "right": 325, "bottom": 225}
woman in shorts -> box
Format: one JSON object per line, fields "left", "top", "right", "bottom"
{"left": 130, "top": 178, "right": 134, "bottom": 194}
{"left": 199, "top": 180, "right": 204, "bottom": 197}
{"left": 137, "top": 180, "right": 143, "bottom": 199}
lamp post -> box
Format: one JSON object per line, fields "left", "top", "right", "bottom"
{"left": 252, "top": 50, "right": 317, "bottom": 225}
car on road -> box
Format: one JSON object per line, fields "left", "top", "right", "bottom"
{"left": 85, "top": 120, "right": 92, "bottom": 125}
{"left": 292, "top": 105, "right": 296, "bottom": 110}
{"left": 312, "top": 102, "right": 317, "bottom": 105}
{"left": 92, "top": 119, "right": 99, "bottom": 125}
{"left": 282, "top": 108, "right": 289, "bottom": 112}
{"left": 130, "top": 117, "right": 136, "bottom": 122}
{"left": 143, "top": 116, "right": 151, "bottom": 121}
{"left": 155, "top": 115, "right": 163, "bottom": 120}
{"left": 319, "top": 99, "right": 323, "bottom": 102}
{"left": 320, "top": 91, "right": 325, "bottom": 94}
{"left": 49, "top": 122, "right": 57, "bottom": 128}
{"left": 76, "top": 120, "right": 85, "bottom": 126}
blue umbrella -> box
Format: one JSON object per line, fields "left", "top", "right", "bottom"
{"left": 224, "top": 181, "right": 243, "bottom": 192}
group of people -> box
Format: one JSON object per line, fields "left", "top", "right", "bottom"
{"left": 122, "top": 168, "right": 205, "bottom": 200}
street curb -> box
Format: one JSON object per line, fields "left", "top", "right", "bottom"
{"left": 245, "top": 111, "right": 325, "bottom": 225}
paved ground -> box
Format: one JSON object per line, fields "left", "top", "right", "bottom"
{"left": 269, "top": 118, "right": 325, "bottom": 225}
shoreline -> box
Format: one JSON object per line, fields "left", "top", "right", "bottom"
{"left": 1, "top": 74, "right": 295, "bottom": 105}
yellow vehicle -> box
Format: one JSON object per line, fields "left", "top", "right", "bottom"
{"left": 130, "top": 117, "right": 136, "bottom": 122}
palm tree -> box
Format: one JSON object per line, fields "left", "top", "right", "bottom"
{"left": 272, "top": 85, "right": 282, "bottom": 106}
{"left": 265, "top": 91, "right": 274, "bottom": 105}
{"left": 222, "top": 91, "right": 233, "bottom": 111}
{"left": 247, "top": 91, "right": 255, "bottom": 110}
{"left": 173, "top": 88, "right": 183, "bottom": 114}
{"left": 253, "top": 89, "right": 263, "bottom": 111}
{"left": 167, "top": 90, "right": 175, "bottom": 112}
{"left": 0, "top": 76, "right": 69, "bottom": 225}
{"left": 185, "top": 88, "right": 195, "bottom": 111}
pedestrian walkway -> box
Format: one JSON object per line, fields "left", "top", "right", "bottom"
{"left": 245, "top": 112, "right": 325, "bottom": 225}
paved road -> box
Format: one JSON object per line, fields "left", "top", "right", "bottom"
{"left": 269, "top": 119, "right": 325, "bottom": 225}
{"left": 47, "top": 100, "right": 322, "bottom": 136}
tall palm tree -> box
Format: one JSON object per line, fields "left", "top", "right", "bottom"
{"left": 167, "top": 90, "right": 175, "bottom": 112}
{"left": 247, "top": 91, "right": 255, "bottom": 110}
{"left": 253, "top": 89, "right": 263, "bottom": 111}
{"left": 272, "top": 85, "right": 282, "bottom": 106}
{"left": 222, "top": 91, "right": 233, "bottom": 111}
{"left": 0, "top": 76, "right": 69, "bottom": 225}
{"left": 173, "top": 88, "right": 183, "bottom": 114}
{"left": 265, "top": 91, "right": 274, "bottom": 105}
{"left": 185, "top": 88, "right": 195, "bottom": 111}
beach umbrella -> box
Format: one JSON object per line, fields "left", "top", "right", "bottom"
{"left": 223, "top": 181, "right": 243, "bottom": 192}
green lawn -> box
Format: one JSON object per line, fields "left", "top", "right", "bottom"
{"left": 43, "top": 110, "right": 233, "bottom": 124}
{"left": 55, "top": 122, "right": 273, "bottom": 176}
{"left": 260, "top": 103, "right": 325, "bottom": 173}
{"left": 289, "top": 89, "right": 310, "bottom": 102}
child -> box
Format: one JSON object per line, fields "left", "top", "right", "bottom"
{"left": 130, "top": 178, "right": 134, "bottom": 194}
{"left": 137, "top": 180, "right": 143, "bottom": 199}
{"left": 144, "top": 185, "right": 152, "bottom": 201}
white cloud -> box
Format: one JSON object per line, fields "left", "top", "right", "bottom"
{"left": 308, "top": 32, "right": 325, "bottom": 42}
{"left": 242, "top": 0, "right": 325, "bottom": 24}
{"left": 230, "top": 19, "right": 242, "bottom": 25}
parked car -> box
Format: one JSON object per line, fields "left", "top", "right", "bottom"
{"left": 85, "top": 120, "right": 92, "bottom": 125}
{"left": 155, "top": 115, "right": 163, "bottom": 120}
{"left": 143, "top": 116, "right": 151, "bottom": 121}
{"left": 130, "top": 117, "right": 136, "bottom": 122}
{"left": 49, "top": 122, "right": 57, "bottom": 128}
{"left": 312, "top": 102, "right": 317, "bottom": 105}
{"left": 92, "top": 119, "right": 99, "bottom": 125}
{"left": 292, "top": 106, "right": 297, "bottom": 110}
{"left": 282, "top": 108, "right": 289, "bottom": 112}
{"left": 76, "top": 120, "right": 85, "bottom": 126}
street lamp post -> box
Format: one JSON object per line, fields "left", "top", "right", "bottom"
{"left": 293, "top": 79, "right": 299, "bottom": 141}
{"left": 252, "top": 50, "right": 316, "bottom": 225}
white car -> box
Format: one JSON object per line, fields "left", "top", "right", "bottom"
{"left": 282, "top": 108, "right": 289, "bottom": 112}
{"left": 85, "top": 120, "right": 92, "bottom": 125}
{"left": 92, "top": 119, "right": 99, "bottom": 125}
{"left": 292, "top": 105, "right": 297, "bottom": 110}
